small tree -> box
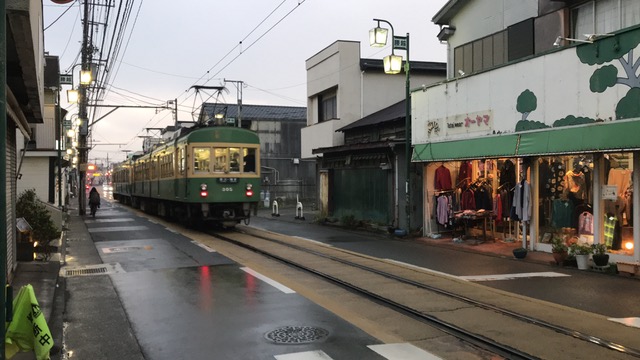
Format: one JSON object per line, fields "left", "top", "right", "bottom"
{"left": 16, "top": 189, "right": 61, "bottom": 243}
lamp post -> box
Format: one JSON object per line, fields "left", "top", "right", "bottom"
{"left": 370, "top": 18, "right": 411, "bottom": 233}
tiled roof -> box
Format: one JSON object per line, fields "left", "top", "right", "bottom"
{"left": 338, "top": 100, "right": 405, "bottom": 132}
{"left": 202, "top": 103, "right": 306, "bottom": 121}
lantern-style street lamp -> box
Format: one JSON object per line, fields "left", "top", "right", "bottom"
{"left": 370, "top": 18, "right": 412, "bottom": 233}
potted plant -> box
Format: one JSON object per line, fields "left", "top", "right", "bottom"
{"left": 513, "top": 247, "right": 528, "bottom": 259}
{"left": 551, "top": 236, "right": 568, "bottom": 265}
{"left": 591, "top": 243, "right": 609, "bottom": 266}
{"left": 569, "top": 243, "right": 592, "bottom": 270}
{"left": 16, "top": 189, "right": 61, "bottom": 261}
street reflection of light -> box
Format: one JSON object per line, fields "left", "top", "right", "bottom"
{"left": 199, "top": 266, "right": 212, "bottom": 312}
{"left": 244, "top": 272, "right": 257, "bottom": 306}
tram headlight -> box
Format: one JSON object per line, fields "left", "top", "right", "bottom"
{"left": 200, "top": 183, "right": 208, "bottom": 197}
{"left": 245, "top": 183, "right": 253, "bottom": 197}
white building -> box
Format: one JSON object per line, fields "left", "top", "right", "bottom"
{"left": 302, "top": 40, "right": 445, "bottom": 228}
{"left": 414, "top": 0, "right": 640, "bottom": 264}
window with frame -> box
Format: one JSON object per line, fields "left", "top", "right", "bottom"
{"left": 193, "top": 147, "right": 211, "bottom": 173}
{"left": 213, "top": 148, "right": 229, "bottom": 173}
{"left": 178, "top": 147, "right": 186, "bottom": 174}
{"left": 243, "top": 147, "right": 256, "bottom": 173}
{"left": 318, "top": 91, "right": 337, "bottom": 122}
{"left": 572, "top": 0, "right": 640, "bottom": 37}
{"left": 229, "top": 147, "right": 241, "bottom": 172}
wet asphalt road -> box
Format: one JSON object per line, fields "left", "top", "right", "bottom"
{"left": 61, "top": 191, "right": 640, "bottom": 360}
{"left": 246, "top": 214, "right": 640, "bottom": 319}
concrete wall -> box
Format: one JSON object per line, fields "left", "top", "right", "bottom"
{"left": 412, "top": 30, "right": 638, "bottom": 144}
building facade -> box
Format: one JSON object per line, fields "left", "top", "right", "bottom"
{"left": 303, "top": 40, "right": 446, "bottom": 229}
{"left": 6, "top": 0, "right": 45, "bottom": 277}
{"left": 17, "top": 55, "right": 69, "bottom": 213}
{"left": 415, "top": 0, "right": 640, "bottom": 263}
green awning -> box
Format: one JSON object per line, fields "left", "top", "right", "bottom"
{"left": 413, "top": 119, "right": 640, "bottom": 162}
{"left": 412, "top": 133, "right": 520, "bottom": 161}
{"left": 517, "top": 120, "right": 640, "bottom": 156}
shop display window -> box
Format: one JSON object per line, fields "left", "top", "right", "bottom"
{"left": 604, "top": 153, "right": 634, "bottom": 256}
{"left": 538, "top": 155, "right": 594, "bottom": 246}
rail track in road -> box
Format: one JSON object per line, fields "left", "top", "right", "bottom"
{"left": 205, "top": 226, "right": 640, "bottom": 360}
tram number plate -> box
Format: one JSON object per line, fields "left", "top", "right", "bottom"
{"left": 217, "top": 178, "right": 239, "bottom": 184}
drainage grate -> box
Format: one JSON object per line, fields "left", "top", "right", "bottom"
{"left": 61, "top": 263, "right": 125, "bottom": 277}
{"left": 65, "top": 267, "right": 107, "bottom": 276}
{"left": 265, "top": 326, "right": 329, "bottom": 344}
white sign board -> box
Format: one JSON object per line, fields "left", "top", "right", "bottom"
{"left": 602, "top": 185, "right": 618, "bottom": 200}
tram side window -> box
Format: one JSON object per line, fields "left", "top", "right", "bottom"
{"left": 193, "top": 147, "right": 211, "bottom": 173}
{"left": 230, "top": 147, "right": 241, "bottom": 172}
{"left": 178, "top": 147, "right": 186, "bottom": 174}
{"left": 213, "top": 148, "right": 228, "bottom": 173}
{"left": 244, "top": 148, "right": 256, "bottom": 173}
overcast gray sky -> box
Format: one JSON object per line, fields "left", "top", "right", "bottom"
{"left": 43, "top": 0, "right": 449, "bottom": 163}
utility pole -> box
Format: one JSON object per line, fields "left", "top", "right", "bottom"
{"left": 224, "top": 79, "right": 243, "bottom": 127}
{"left": 77, "top": 0, "right": 90, "bottom": 215}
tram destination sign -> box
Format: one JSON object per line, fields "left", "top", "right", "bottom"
{"left": 217, "top": 178, "right": 239, "bottom": 184}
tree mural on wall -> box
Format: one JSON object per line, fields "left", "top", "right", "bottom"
{"left": 577, "top": 29, "right": 640, "bottom": 119}
{"left": 515, "top": 89, "right": 549, "bottom": 131}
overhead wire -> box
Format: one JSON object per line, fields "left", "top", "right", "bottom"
{"left": 186, "top": 0, "right": 309, "bottom": 118}
{"left": 44, "top": 0, "right": 78, "bottom": 31}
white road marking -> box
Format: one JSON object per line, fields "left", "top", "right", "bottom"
{"left": 274, "top": 350, "right": 333, "bottom": 360}
{"left": 165, "top": 227, "right": 180, "bottom": 234}
{"left": 240, "top": 267, "right": 295, "bottom": 294}
{"left": 386, "top": 259, "right": 467, "bottom": 281}
{"left": 293, "top": 236, "right": 333, "bottom": 247}
{"left": 191, "top": 241, "right": 216, "bottom": 252}
{"left": 368, "top": 343, "right": 442, "bottom": 360}
{"left": 609, "top": 317, "right": 640, "bottom": 328}
{"left": 88, "top": 226, "right": 148, "bottom": 233}
{"left": 459, "top": 272, "right": 570, "bottom": 281}
{"left": 85, "top": 218, "right": 135, "bottom": 223}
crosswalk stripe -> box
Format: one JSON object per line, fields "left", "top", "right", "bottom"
{"left": 240, "top": 267, "right": 295, "bottom": 294}
{"left": 87, "top": 226, "right": 148, "bottom": 233}
{"left": 85, "top": 218, "right": 135, "bottom": 223}
{"left": 274, "top": 350, "right": 333, "bottom": 360}
{"left": 608, "top": 317, "right": 640, "bottom": 329}
{"left": 191, "top": 241, "right": 216, "bottom": 252}
{"left": 368, "top": 343, "right": 442, "bottom": 360}
{"left": 459, "top": 272, "right": 570, "bottom": 281}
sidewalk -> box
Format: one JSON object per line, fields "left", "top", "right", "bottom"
{"left": 255, "top": 205, "right": 556, "bottom": 265}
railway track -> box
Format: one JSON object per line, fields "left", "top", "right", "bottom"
{"left": 205, "top": 225, "right": 640, "bottom": 360}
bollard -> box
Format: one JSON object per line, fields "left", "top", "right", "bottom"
{"left": 271, "top": 200, "right": 280, "bottom": 217}
{"left": 294, "top": 195, "right": 305, "bottom": 220}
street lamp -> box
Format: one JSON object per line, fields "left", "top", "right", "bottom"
{"left": 370, "top": 18, "right": 412, "bottom": 233}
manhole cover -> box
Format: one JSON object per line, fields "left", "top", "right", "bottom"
{"left": 265, "top": 326, "right": 329, "bottom": 344}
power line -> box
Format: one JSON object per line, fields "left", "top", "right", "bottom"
{"left": 44, "top": 0, "right": 78, "bottom": 31}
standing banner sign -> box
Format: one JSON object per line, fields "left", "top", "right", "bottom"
{"left": 5, "top": 285, "right": 53, "bottom": 360}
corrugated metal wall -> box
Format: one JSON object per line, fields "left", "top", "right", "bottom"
{"left": 6, "top": 123, "right": 16, "bottom": 275}
{"left": 331, "top": 168, "right": 390, "bottom": 224}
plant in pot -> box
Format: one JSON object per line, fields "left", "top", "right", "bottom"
{"left": 569, "top": 242, "right": 592, "bottom": 270}
{"left": 16, "top": 189, "right": 61, "bottom": 261}
{"left": 513, "top": 247, "right": 528, "bottom": 259}
{"left": 591, "top": 243, "right": 610, "bottom": 266}
{"left": 550, "top": 236, "right": 568, "bottom": 265}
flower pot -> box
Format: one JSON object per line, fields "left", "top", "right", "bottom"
{"left": 513, "top": 248, "right": 527, "bottom": 259}
{"left": 592, "top": 254, "right": 609, "bottom": 267}
{"left": 552, "top": 251, "right": 568, "bottom": 265}
{"left": 575, "top": 254, "right": 589, "bottom": 270}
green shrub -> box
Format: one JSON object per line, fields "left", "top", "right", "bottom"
{"left": 16, "top": 189, "right": 61, "bottom": 243}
